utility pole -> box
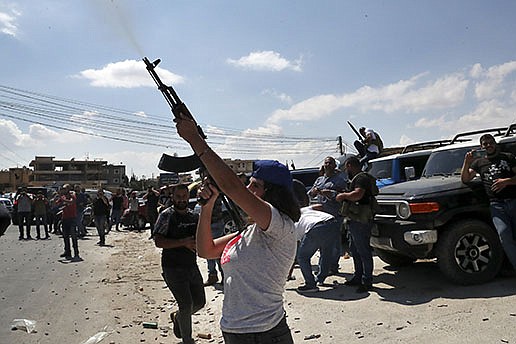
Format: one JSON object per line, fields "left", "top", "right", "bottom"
{"left": 338, "top": 136, "right": 344, "bottom": 155}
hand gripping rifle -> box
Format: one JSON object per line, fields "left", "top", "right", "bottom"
{"left": 143, "top": 57, "right": 246, "bottom": 233}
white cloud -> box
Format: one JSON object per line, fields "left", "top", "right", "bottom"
{"left": 0, "top": 5, "right": 20, "bottom": 37}
{"left": 74, "top": 59, "right": 185, "bottom": 88}
{"left": 266, "top": 72, "right": 468, "bottom": 124}
{"left": 0, "top": 120, "right": 90, "bottom": 153}
{"left": 70, "top": 110, "right": 98, "bottom": 124}
{"left": 472, "top": 61, "right": 516, "bottom": 100}
{"left": 100, "top": 150, "right": 162, "bottom": 177}
{"left": 262, "top": 89, "right": 293, "bottom": 104}
{"left": 413, "top": 115, "right": 447, "bottom": 129}
{"left": 398, "top": 134, "right": 415, "bottom": 146}
{"left": 227, "top": 51, "right": 302, "bottom": 72}
{"left": 0, "top": 119, "right": 34, "bottom": 146}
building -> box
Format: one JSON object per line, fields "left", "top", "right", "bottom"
{"left": 29, "top": 156, "right": 127, "bottom": 189}
{"left": 0, "top": 167, "right": 31, "bottom": 193}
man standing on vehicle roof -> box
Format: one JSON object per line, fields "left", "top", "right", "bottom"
{"left": 461, "top": 134, "right": 516, "bottom": 270}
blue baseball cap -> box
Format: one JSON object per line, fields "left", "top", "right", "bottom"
{"left": 251, "top": 160, "right": 293, "bottom": 190}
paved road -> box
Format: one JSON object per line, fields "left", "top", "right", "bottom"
{"left": 2, "top": 222, "right": 516, "bottom": 344}
{"left": 0, "top": 224, "right": 114, "bottom": 344}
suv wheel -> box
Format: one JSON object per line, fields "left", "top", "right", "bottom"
{"left": 436, "top": 219, "right": 503, "bottom": 285}
{"left": 375, "top": 249, "right": 415, "bottom": 267}
{"left": 223, "top": 213, "right": 237, "bottom": 235}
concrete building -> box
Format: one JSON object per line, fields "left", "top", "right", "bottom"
{"left": 0, "top": 167, "right": 31, "bottom": 193}
{"left": 29, "top": 156, "right": 126, "bottom": 189}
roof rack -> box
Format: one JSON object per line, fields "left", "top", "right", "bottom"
{"left": 401, "top": 139, "right": 456, "bottom": 154}
{"left": 451, "top": 126, "right": 509, "bottom": 144}
{"left": 503, "top": 123, "right": 516, "bottom": 137}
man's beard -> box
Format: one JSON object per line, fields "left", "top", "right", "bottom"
{"left": 174, "top": 201, "right": 188, "bottom": 210}
{"left": 487, "top": 146, "right": 500, "bottom": 158}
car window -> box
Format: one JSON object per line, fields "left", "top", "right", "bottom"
{"left": 423, "top": 147, "right": 472, "bottom": 177}
{"left": 369, "top": 159, "right": 393, "bottom": 179}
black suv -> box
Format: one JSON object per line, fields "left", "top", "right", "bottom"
{"left": 371, "top": 125, "right": 516, "bottom": 285}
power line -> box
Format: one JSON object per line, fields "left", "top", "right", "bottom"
{"left": 0, "top": 85, "right": 355, "bottom": 158}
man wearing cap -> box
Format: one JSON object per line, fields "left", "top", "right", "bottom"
{"left": 177, "top": 111, "right": 300, "bottom": 344}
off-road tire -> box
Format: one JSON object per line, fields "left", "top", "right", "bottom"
{"left": 436, "top": 219, "right": 503, "bottom": 285}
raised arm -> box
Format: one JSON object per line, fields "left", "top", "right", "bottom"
{"left": 175, "top": 115, "right": 272, "bottom": 230}
{"left": 461, "top": 150, "right": 478, "bottom": 183}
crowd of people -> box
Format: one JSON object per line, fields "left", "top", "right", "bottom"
{"left": 7, "top": 184, "right": 187, "bottom": 259}
{"left": 3, "top": 122, "right": 515, "bottom": 344}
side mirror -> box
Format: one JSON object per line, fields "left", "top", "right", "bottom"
{"left": 404, "top": 166, "right": 416, "bottom": 180}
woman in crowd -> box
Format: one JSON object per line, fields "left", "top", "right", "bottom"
{"left": 176, "top": 114, "right": 300, "bottom": 344}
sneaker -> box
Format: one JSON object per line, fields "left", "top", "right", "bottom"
{"left": 71, "top": 256, "right": 83, "bottom": 262}
{"left": 296, "top": 285, "right": 319, "bottom": 293}
{"left": 60, "top": 252, "right": 71, "bottom": 258}
{"left": 356, "top": 284, "right": 373, "bottom": 293}
{"left": 204, "top": 274, "right": 219, "bottom": 286}
{"left": 170, "top": 311, "right": 181, "bottom": 338}
{"left": 344, "top": 278, "right": 361, "bottom": 286}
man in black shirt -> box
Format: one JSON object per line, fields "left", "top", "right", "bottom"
{"left": 110, "top": 188, "right": 124, "bottom": 232}
{"left": 461, "top": 134, "right": 516, "bottom": 270}
{"left": 153, "top": 184, "right": 205, "bottom": 344}
{"left": 143, "top": 186, "right": 160, "bottom": 233}
{"left": 336, "top": 156, "right": 376, "bottom": 293}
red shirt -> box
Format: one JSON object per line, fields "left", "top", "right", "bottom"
{"left": 60, "top": 193, "right": 77, "bottom": 219}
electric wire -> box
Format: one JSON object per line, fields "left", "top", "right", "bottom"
{"left": 0, "top": 85, "right": 355, "bottom": 158}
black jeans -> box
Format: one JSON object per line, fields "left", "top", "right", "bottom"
{"left": 62, "top": 217, "right": 79, "bottom": 257}
{"left": 222, "top": 315, "right": 294, "bottom": 344}
{"left": 162, "top": 265, "right": 206, "bottom": 344}
{"left": 18, "top": 211, "right": 31, "bottom": 238}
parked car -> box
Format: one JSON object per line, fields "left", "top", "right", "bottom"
{"left": 290, "top": 167, "right": 321, "bottom": 191}
{"left": 0, "top": 197, "right": 14, "bottom": 217}
{"left": 0, "top": 202, "right": 11, "bottom": 236}
{"left": 370, "top": 125, "right": 516, "bottom": 285}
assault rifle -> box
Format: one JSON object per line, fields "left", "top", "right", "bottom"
{"left": 143, "top": 57, "right": 246, "bottom": 233}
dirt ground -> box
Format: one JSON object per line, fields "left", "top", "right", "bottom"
{"left": 4, "top": 228, "right": 516, "bottom": 344}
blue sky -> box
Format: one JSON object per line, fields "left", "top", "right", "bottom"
{"left": 1, "top": 0, "right": 516, "bottom": 178}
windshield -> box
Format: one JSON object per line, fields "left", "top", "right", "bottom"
{"left": 368, "top": 159, "right": 393, "bottom": 179}
{"left": 423, "top": 147, "right": 473, "bottom": 177}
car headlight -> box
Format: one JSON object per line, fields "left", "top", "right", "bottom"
{"left": 397, "top": 202, "right": 411, "bottom": 219}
